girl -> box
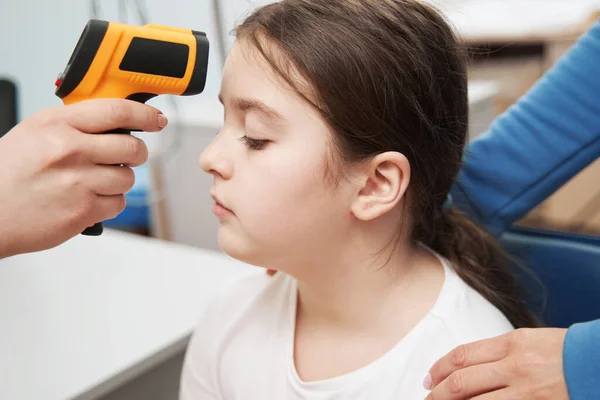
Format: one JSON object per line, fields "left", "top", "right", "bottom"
{"left": 181, "top": 0, "right": 536, "bottom": 398}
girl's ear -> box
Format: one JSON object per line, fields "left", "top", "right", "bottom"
{"left": 350, "top": 152, "right": 410, "bottom": 221}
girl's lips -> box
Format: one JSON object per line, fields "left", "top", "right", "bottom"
{"left": 211, "top": 194, "right": 234, "bottom": 217}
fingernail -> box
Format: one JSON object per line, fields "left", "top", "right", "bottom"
{"left": 423, "top": 373, "right": 432, "bottom": 390}
{"left": 158, "top": 114, "right": 168, "bottom": 128}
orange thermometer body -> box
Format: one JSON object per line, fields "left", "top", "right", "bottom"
{"left": 55, "top": 19, "right": 209, "bottom": 236}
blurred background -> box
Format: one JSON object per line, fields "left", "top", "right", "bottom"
{"left": 1, "top": 1, "right": 599, "bottom": 399}
{"left": 1, "top": 0, "right": 599, "bottom": 247}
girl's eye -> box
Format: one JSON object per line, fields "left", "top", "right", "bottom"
{"left": 240, "top": 135, "right": 269, "bottom": 150}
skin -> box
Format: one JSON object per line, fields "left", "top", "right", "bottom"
{"left": 0, "top": 98, "right": 166, "bottom": 258}
{"left": 424, "top": 328, "right": 569, "bottom": 400}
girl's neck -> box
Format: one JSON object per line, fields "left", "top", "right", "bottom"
{"left": 294, "top": 239, "right": 444, "bottom": 334}
{"left": 290, "top": 237, "right": 446, "bottom": 382}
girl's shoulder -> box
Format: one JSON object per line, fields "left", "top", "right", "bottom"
{"left": 212, "top": 268, "right": 295, "bottom": 311}
{"left": 181, "top": 269, "right": 295, "bottom": 398}
{"left": 193, "top": 268, "right": 296, "bottom": 337}
{"left": 428, "top": 257, "right": 515, "bottom": 344}
{"left": 184, "top": 268, "right": 295, "bottom": 360}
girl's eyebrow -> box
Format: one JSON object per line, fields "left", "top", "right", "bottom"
{"left": 219, "top": 94, "right": 285, "bottom": 122}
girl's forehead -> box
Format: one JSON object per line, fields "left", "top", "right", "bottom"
{"left": 221, "top": 42, "right": 278, "bottom": 96}
{"left": 226, "top": 39, "right": 316, "bottom": 97}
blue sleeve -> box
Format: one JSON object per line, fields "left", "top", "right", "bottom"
{"left": 451, "top": 22, "right": 600, "bottom": 399}
{"left": 451, "top": 20, "right": 600, "bottom": 237}
{"left": 564, "top": 319, "right": 600, "bottom": 399}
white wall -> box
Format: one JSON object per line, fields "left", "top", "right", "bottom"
{"left": 1, "top": 0, "right": 88, "bottom": 121}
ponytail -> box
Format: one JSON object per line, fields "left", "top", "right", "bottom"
{"left": 424, "top": 207, "right": 540, "bottom": 329}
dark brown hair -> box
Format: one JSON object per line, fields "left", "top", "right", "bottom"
{"left": 235, "top": 0, "right": 537, "bottom": 328}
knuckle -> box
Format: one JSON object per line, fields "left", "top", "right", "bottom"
{"left": 448, "top": 372, "right": 465, "bottom": 395}
{"left": 57, "top": 133, "right": 75, "bottom": 154}
{"left": 451, "top": 345, "right": 468, "bottom": 368}
{"left": 49, "top": 135, "right": 78, "bottom": 164}
{"left": 59, "top": 171, "right": 84, "bottom": 197}
{"left": 68, "top": 170, "right": 85, "bottom": 189}
{"left": 33, "top": 107, "right": 61, "bottom": 127}
{"left": 499, "top": 333, "right": 513, "bottom": 355}
{"left": 146, "top": 106, "right": 159, "bottom": 127}
{"left": 511, "top": 328, "right": 533, "bottom": 348}
{"left": 107, "top": 101, "right": 130, "bottom": 126}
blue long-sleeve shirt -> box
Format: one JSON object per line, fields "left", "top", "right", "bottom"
{"left": 451, "top": 21, "right": 600, "bottom": 400}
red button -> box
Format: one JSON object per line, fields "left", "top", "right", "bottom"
{"left": 55, "top": 78, "right": 62, "bottom": 87}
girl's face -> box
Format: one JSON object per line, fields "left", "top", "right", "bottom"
{"left": 200, "top": 40, "right": 356, "bottom": 272}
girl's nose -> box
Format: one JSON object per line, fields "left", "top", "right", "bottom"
{"left": 199, "top": 132, "right": 233, "bottom": 180}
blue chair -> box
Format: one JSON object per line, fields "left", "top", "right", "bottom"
{"left": 500, "top": 226, "right": 600, "bottom": 328}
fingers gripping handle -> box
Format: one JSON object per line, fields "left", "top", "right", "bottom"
{"left": 81, "top": 128, "right": 131, "bottom": 236}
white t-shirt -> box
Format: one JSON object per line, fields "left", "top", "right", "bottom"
{"left": 180, "top": 255, "right": 514, "bottom": 399}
